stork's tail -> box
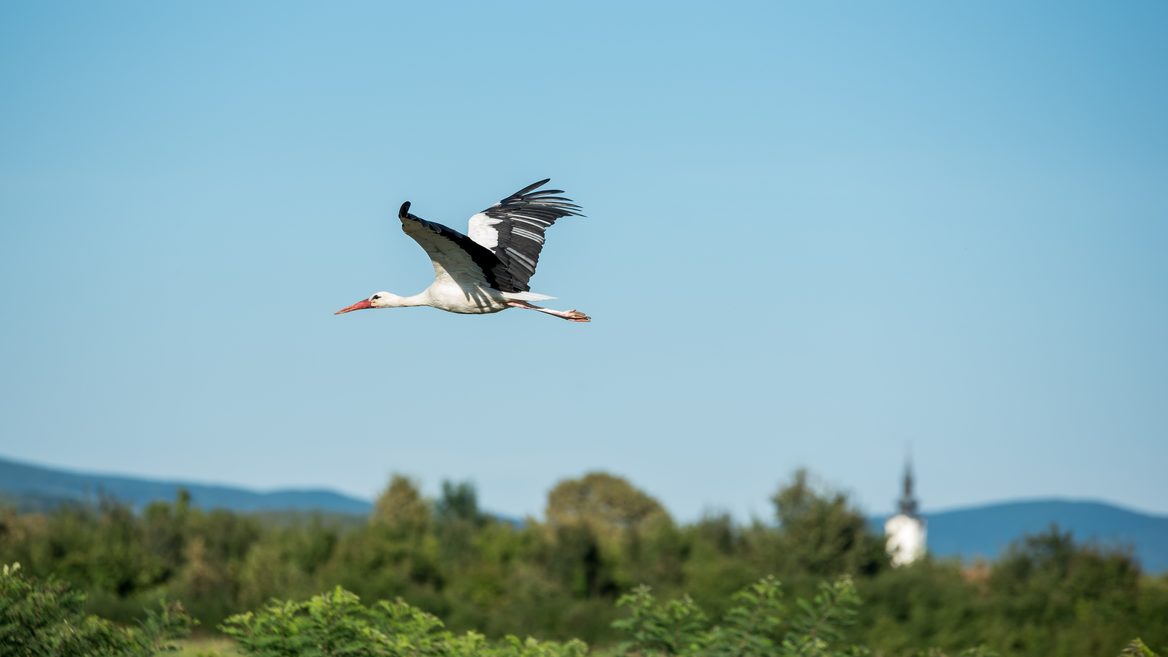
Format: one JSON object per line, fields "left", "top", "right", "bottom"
{"left": 502, "top": 291, "right": 557, "bottom": 302}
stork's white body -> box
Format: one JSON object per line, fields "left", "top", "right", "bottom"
{"left": 336, "top": 179, "right": 589, "bottom": 322}
{"left": 419, "top": 283, "right": 508, "bottom": 314}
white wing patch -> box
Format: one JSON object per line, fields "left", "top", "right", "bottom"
{"left": 467, "top": 212, "right": 502, "bottom": 250}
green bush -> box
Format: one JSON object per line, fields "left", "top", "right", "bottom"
{"left": 1120, "top": 639, "right": 1160, "bottom": 657}
{"left": 3, "top": 560, "right": 1157, "bottom": 657}
{"left": 0, "top": 562, "right": 191, "bottom": 657}
{"left": 220, "top": 586, "right": 587, "bottom": 657}
{"left": 612, "top": 575, "right": 867, "bottom": 657}
{"left": 220, "top": 576, "right": 868, "bottom": 657}
{"left": 217, "top": 576, "right": 1161, "bottom": 657}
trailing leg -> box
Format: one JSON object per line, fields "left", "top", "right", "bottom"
{"left": 507, "top": 301, "right": 591, "bottom": 322}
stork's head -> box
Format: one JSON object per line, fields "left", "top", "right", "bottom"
{"left": 335, "top": 291, "right": 400, "bottom": 314}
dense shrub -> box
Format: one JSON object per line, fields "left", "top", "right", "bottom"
{"left": 220, "top": 586, "right": 587, "bottom": 657}
{"left": 218, "top": 576, "right": 893, "bottom": 657}
{"left": 0, "top": 562, "right": 190, "bottom": 657}
{"left": 2, "top": 561, "right": 1158, "bottom": 657}
{"left": 218, "top": 577, "right": 1157, "bottom": 657}
{"left": 612, "top": 575, "right": 866, "bottom": 657}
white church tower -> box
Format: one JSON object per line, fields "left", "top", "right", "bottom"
{"left": 884, "top": 458, "right": 927, "bottom": 567}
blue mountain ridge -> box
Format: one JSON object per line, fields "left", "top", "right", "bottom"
{"left": 0, "top": 454, "right": 371, "bottom": 515}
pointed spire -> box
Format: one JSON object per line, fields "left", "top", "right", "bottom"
{"left": 898, "top": 454, "right": 919, "bottom": 517}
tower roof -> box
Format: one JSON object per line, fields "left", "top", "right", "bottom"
{"left": 898, "top": 457, "right": 919, "bottom": 517}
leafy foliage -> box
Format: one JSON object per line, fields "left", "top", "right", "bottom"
{"left": 221, "top": 575, "right": 869, "bottom": 657}
{"left": 613, "top": 575, "right": 865, "bottom": 657}
{"left": 221, "top": 586, "right": 587, "bottom": 657}
{"left": 771, "top": 469, "right": 887, "bottom": 579}
{"left": 612, "top": 586, "right": 709, "bottom": 655}
{"left": 0, "top": 562, "right": 191, "bottom": 657}
{"left": 1119, "top": 638, "right": 1160, "bottom": 657}
{"left": 2, "top": 557, "right": 1160, "bottom": 657}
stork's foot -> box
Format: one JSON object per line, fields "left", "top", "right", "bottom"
{"left": 564, "top": 310, "right": 590, "bottom": 323}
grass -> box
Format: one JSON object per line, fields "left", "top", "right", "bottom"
{"left": 168, "top": 636, "right": 244, "bottom": 657}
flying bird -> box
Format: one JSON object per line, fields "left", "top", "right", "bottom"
{"left": 336, "top": 179, "right": 590, "bottom": 322}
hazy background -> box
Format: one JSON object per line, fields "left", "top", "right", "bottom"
{"left": 1, "top": 1, "right": 1165, "bottom": 521}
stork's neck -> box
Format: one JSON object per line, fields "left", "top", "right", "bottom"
{"left": 393, "top": 292, "right": 430, "bottom": 308}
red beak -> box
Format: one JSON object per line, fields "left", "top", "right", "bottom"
{"left": 335, "top": 299, "right": 373, "bottom": 315}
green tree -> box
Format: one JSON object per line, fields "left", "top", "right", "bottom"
{"left": 140, "top": 490, "right": 192, "bottom": 584}
{"left": 436, "top": 480, "right": 486, "bottom": 527}
{"left": 372, "top": 475, "right": 431, "bottom": 536}
{"left": 320, "top": 475, "right": 442, "bottom": 612}
{"left": 546, "top": 472, "right": 669, "bottom": 540}
{"left": 983, "top": 526, "right": 1151, "bottom": 657}
{"left": 770, "top": 469, "right": 887, "bottom": 579}
{"left": 237, "top": 539, "right": 310, "bottom": 610}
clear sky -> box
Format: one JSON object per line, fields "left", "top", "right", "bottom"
{"left": 1, "top": 1, "right": 1165, "bottom": 522}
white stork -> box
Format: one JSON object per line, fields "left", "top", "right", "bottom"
{"left": 335, "top": 179, "right": 590, "bottom": 322}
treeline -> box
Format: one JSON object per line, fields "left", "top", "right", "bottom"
{"left": 0, "top": 469, "right": 1165, "bottom": 657}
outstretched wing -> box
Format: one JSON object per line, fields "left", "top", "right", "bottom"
{"left": 398, "top": 201, "right": 512, "bottom": 293}
{"left": 466, "top": 179, "right": 583, "bottom": 292}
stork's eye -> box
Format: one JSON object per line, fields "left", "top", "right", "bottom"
{"left": 371, "top": 294, "right": 381, "bottom": 300}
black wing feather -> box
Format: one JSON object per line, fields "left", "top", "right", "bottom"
{"left": 474, "top": 179, "right": 583, "bottom": 292}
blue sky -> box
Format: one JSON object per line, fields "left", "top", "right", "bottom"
{"left": 1, "top": 1, "right": 1165, "bottom": 521}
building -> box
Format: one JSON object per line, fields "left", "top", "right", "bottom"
{"left": 884, "top": 459, "right": 927, "bottom": 566}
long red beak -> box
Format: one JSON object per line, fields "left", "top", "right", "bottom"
{"left": 335, "top": 299, "right": 373, "bottom": 315}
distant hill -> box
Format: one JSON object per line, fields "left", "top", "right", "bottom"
{"left": 0, "top": 455, "right": 372, "bottom": 515}
{"left": 871, "top": 499, "right": 1168, "bottom": 573}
